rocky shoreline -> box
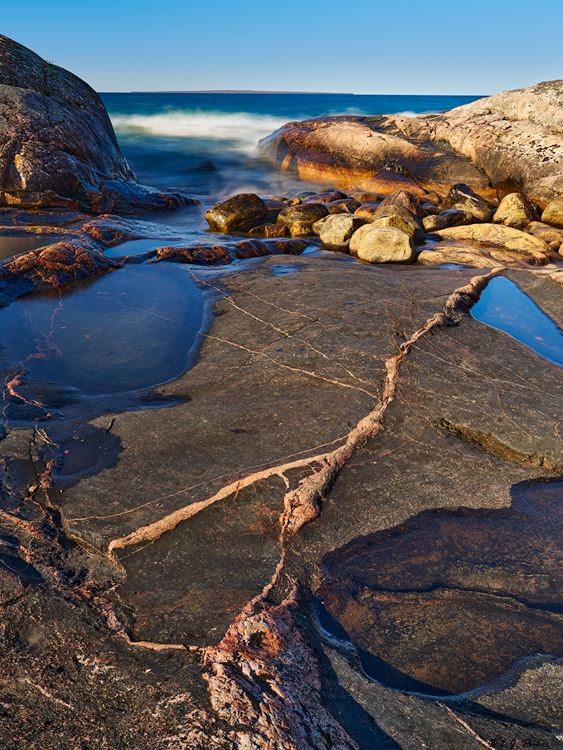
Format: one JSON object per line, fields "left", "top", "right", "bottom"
{"left": 2, "top": 34, "right": 563, "bottom": 750}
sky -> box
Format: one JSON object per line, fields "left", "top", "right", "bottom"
{"left": 2, "top": 1, "right": 562, "bottom": 96}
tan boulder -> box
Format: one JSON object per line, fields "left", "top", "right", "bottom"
{"left": 493, "top": 193, "right": 539, "bottom": 229}
{"left": 349, "top": 225, "right": 416, "bottom": 263}
{"left": 417, "top": 247, "right": 501, "bottom": 268}
{"left": 372, "top": 204, "right": 426, "bottom": 244}
{"left": 432, "top": 223, "right": 549, "bottom": 252}
{"left": 525, "top": 221, "right": 563, "bottom": 244}
{"left": 316, "top": 214, "right": 366, "bottom": 251}
{"left": 371, "top": 214, "right": 421, "bottom": 241}
{"left": 541, "top": 201, "right": 563, "bottom": 228}
{"left": 423, "top": 214, "right": 447, "bottom": 231}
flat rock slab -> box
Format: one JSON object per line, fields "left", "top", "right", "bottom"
{"left": 2, "top": 253, "right": 563, "bottom": 747}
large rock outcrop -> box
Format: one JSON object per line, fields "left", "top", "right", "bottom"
{"left": 259, "top": 80, "right": 563, "bottom": 207}
{"left": 0, "top": 35, "right": 192, "bottom": 213}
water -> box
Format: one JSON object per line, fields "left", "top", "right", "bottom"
{"left": 472, "top": 277, "right": 563, "bottom": 367}
{"left": 0, "top": 264, "right": 205, "bottom": 396}
{"left": 0, "top": 235, "right": 55, "bottom": 261}
{"left": 100, "top": 92, "right": 482, "bottom": 212}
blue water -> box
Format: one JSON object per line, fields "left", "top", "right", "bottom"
{"left": 100, "top": 92, "right": 482, "bottom": 215}
{"left": 472, "top": 277, "right": 563, "bottom": 367}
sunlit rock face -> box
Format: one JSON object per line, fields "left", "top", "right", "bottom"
{"left": 0, "top": 34, "right": 192, "bottom": 213}
{"left": 259, "top": 80, "right": 563, "bottom": 208}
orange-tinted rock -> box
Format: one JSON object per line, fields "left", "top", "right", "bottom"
{"left": 154, "top": 238, "right": 307, "bottom": 265}
{"left": 259, "top": 117, "right": 494, "bottom": 198}
{"left": 377, "top": 190, "right": 427, "bottom": 220}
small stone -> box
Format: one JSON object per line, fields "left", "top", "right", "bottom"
{"left": 525, "top": 221, "right": 563, "bottom": 244}
{"left": 351, "top": 192, "right": 382, "bottom": 203}
{"left": 438, "top": 209, "right": 475, "bottom": 228}
{"left": 349, "top": 225, "right": 415, "bottom": 264}
{"left": 354, "top": 203, "right": 380, "bottom": 221}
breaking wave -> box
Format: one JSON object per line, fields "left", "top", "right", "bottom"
{"left": 110, "top": 110, "right": 290, "bottom": 153}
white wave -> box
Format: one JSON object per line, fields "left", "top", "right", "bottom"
{"left": 110, "top": 110, "right": 289, "bottom": 153}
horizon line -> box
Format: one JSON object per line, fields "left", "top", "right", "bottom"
{"left": 99, "top": 90, "right": 488, "bottom": 97}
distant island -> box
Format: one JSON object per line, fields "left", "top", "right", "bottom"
{"left": 130, "top": 90, "right": 353, "bottom": 95}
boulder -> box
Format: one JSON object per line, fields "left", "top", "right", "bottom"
{"left": 277, "top": 203, "right": 329, "bottom": 236}
{"left": 541, "top": 201, "right": 563, "bottom": 228}
{"left": 493, "top": 193, "right": 539, "bottom": 229}
{"left": 377, "top": 190, "right": 427, "bottom": 220}
{"left": 525, "top": 221, "right": 563, "bottom": 245}
{"left": 316, "top": 214, "right": 365, "bottom": 251}
{"left": 371, "top": 214, "right": 422, "bottom": 242}
{"left": 349, "top": 224, "right": 416, "bottom": 263}
{"left": 0, "top": 35, "right": 193, "bottom": 213}
{"left": 372, "top": 204, "right": 426, "bottom": 244}
{"left": 205, "top": 193, "right": 268, "bottom": 232}
{"left": 433, "top": 223, "right": 549, "bottom": 251}
{"left": 260, "top": 81, "right": 563, "bottom": 207}
{"left": 259, "top": 117, "right": 493, "bottom": 198}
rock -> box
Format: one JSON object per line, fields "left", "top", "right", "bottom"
{"left": 249, "top": 223, "right": 289, "bottom": 238}
{"left": 372, "top": 204, "right": 426, "bottom": 244}
{"left": 205, "top": 193, "right": 268, "bottom": 232}
{"left": 525, "top": 221, "right": 563, "bottom": 245}
{"left": 326, "top": 204, "right": 346, "bottom": 214}
{"left": 371, "top": 214, "right": 422, "bottom": 243}
{"left": 327, "top": 198, "right": 361, "bottom": 213}
{"left": 154, "top": 238, "right": 307, "bottom": 265}
{"left": 302, "top": 190, "right": 347, "bottom": 204}
{"left": 261, "top": 81, "right": 563, "bottom": 208}
{"left": 259, "top": 117, "right": 492, "bottom": 198}
{"left": 350, "top": 192, "right": 382, "bottom": 203}
{"left": 417, "top": 247, "right": 501, "bottom": 267}
{"left": 541, "top": 201, "right": 563, "bottom": 228}
{"left": 377, "top": 190, "right": 427, "bottom": 220}
{"left": 185, "top": 159, "right": 218, "bottom": 172}
{"left": 493, "top": 192, "right": 539, "bottom": 229}
{"left": 277, "top": 203, "right": 329, "bottom": 236}
{"left": 0, "top": 238, "right": 122, "bottom": 307}
{"left": 353, "top": 203, "right": 381, "bottom": 221}
{"left": 439, "top": 208, "right": 476, "bottom": 228}
{"left": 0, "top": 35, "right": 194, "bottom": 213}
{"left": 433, "top": 223, "right": 549, "bottom": 253}
{"left": 421, "top": 191, "right": 441, "bottom": 205}
{"left": 423, "top": 214, "right": 447, "bottom": 232}
{"left": 349, "top": 225, "right": 416, "bottom": 263}
{"left": 446, "top": 183, "right": 497, "bottom": 218}
{"left": 316, "top": 214, "right": 365, "bottom": 251}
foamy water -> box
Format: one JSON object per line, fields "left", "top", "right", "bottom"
{"left": 111, "top": 110, "right": 289, "bottom": 154}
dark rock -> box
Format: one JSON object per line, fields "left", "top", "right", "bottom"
{"left": 0, "top": 34, "right": 195, "bottom": 214}
{"left": 205, "top": 193, "right": 268, "bottom": 232}
{"left": 185, "top": 159, "right": 218, "bottom": 172}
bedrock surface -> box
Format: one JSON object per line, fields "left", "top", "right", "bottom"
{"left": 2, "top": 255, "right": 563, "bottom": 748}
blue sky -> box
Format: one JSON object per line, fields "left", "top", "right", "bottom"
{"left": 3, "top": 1, "right": 562, "bottom": 95}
